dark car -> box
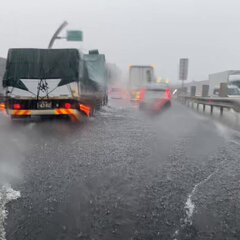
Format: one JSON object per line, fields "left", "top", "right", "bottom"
{"left": 139, "top": 83, "right": 171, "bottom": 112}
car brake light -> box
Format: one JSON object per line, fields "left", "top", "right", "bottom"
{"left": 65, "top": 103, "right": 72, "bottom": 109}
{"left": 166, "top": 88, "right": 171, "bottom": 99}
{"left": 13, "top": 103, "right": 21, "bottom": 110}
{"left": 139, "top": 89, "right": 146, "bottom": 102}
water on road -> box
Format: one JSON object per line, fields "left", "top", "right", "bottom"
{"left": 0, "top": 100, "right": 240, "bottom": 240}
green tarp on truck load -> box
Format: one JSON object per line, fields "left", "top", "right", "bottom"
{"left": 3, "top": 48, "right": 80, "bottom": 91}
{"left": 82, "top": 54, "right": 107, "bottom": 91}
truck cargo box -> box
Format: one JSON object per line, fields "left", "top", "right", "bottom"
{"left": 3, "top": 48, "right": 80, "bottom": 91}
{"left": 82, "top": 53, "right": 107, "bottom": 93}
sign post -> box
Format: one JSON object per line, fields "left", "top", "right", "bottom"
{"left": 179, "top": 58, "right": 189, "bottom": 95}
{"left": 48, "top": 23, "right": 83, "bottom": 48}
{"left": 48, "top": 21, "right": 68, "bottom": 49}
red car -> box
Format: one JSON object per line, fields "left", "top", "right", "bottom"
{"left": 139, "top": 84, "right": 171, "bottom": 112}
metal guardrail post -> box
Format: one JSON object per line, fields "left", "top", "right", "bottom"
{"left": 220, "top": 106, "right": 223, "bottom": 116}
{"left": 210, "top": 106, "right": 213, "bottom": 115}
{"left": 180, "top": 96, "right": 240, "bottom": 120}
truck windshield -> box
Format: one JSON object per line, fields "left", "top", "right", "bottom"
{"left": 228, "top": 87, "right": 240, "bottom": 95}
{"left": 230, "top": 80, "right": 240, "bottom": 88}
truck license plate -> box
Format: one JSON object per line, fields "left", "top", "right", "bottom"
{"left": 37, "top": 101, "right": 52, "bottom": 109}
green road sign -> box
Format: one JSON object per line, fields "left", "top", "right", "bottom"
{"left": 67, "top": 30, "right": 83, "bottom": 41}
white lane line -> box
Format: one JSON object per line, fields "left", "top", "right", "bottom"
{"left": 173, "top": 170, "right": 217, "bottom": 240}
{"left": 184, "top": 170, "right": 216, "bottom": 225}
{"left": 230, "top": 140, "right": 240, "bottom": 147}
{"left": 0, "top": 185, "right": 21, "bottom": 240}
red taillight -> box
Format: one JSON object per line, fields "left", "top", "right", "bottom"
{"left": 13, "top": 103, "right": 21, "bottom": 110}
{"left": 166, "top": 88, "right": 171, "bottom": 100}
{"left": 139, "top": 89, "right": 146, "bottom": 102}
{"left": 64, "top": 103, "right": 72, "bottom": 109}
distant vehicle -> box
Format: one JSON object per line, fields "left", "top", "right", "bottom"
{"left": 108, "top": 87, "right": 125, "bottom": 99}
{"left": 139, "top": 83, "right": 171, "bottom": 113}
{"left": 185, "top": 71, "right": 240, "bottom": 97}
{"left": 213, "top": 85, "right": 240, "bottom": 97}
{"left": 2, "top": 48, "right": 108, "bottom": 121}
{"left": 209, "top": 71, "right": 240, "bottom": 96}
{"left": 128, "top": 65, "right": 155, "bottom": 101}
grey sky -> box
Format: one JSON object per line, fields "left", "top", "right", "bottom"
{"left": 1, "top": 0, "right": 240, "bottom": 82}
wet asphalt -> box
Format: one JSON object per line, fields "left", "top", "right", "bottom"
{"left": 1, "top": 100, "right": 240, "bottom": 240}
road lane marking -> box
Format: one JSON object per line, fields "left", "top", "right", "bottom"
{"left": 184, "top": 170, "right": 217, "bottom": 224}
{"left": 230, "top": 140, "right": 240, "bottom": 147}
{"left": 173, "top": 170, "right": 218, "bottom": 240}
{"left": 0, "top": 185, "right": 21, "bottom": 240}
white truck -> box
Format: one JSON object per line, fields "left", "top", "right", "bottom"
{"left": 128, "top": 65, "right": 155, "bottom": 100}
{"left": 208, "top": 71, "right": 240, "bottom": 97}
{"left": 185, "top": 70, "right": 240, "bottom": 97}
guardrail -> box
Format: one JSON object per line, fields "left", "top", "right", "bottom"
{"left": 178, "top": 96, "right": 240, "bottom": 115}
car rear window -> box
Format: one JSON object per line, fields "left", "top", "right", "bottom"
{"left": 145, "top": 89, "right": 166, "bottom": 100}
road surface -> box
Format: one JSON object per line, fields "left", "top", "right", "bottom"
{"left": 0, "top": 100, "right": 240, "bottom": 240}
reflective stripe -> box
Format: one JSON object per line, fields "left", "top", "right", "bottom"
{"left": 8, "top": 108, "right": 80, "bottom": 122}
{"left": 0, "top": 103, "right": 5, "bottom": 111}
{"left": 79, "top": 104, "right": 91, "bottom": 117}
{"left": 55, "top": 108, "right": 81, "bottom": 122}
{"left": 12, "top": 110, "right": 31, "bottom": 116}
{"left": 70, "top": 113, "right": 81, "bottom": 122}
{"left": 55, "top": 108, "right": 74, "bottom": 115}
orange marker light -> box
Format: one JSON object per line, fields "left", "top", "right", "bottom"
{"left": 0, "top": 103, "right": 5, "bottom": 111}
